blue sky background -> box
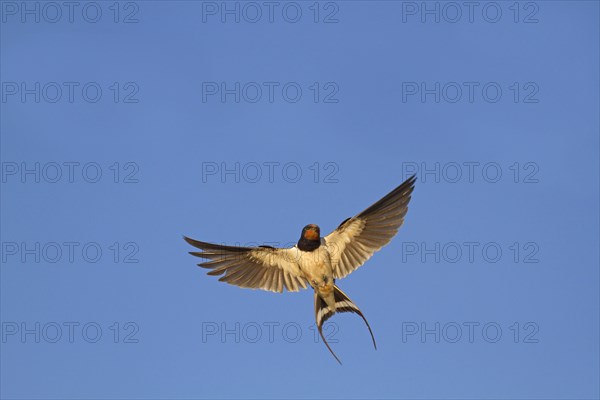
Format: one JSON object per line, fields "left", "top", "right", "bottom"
{"left": 1, "top": 1, "right": 599, "bottom": 399}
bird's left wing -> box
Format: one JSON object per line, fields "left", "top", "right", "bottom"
{"left": 324, "top": 175, "right": 416, "bottom": 280}
{"left": 184, "top": 237, "right": 308, "bottom": 293}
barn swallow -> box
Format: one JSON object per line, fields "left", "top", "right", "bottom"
{"left": 184, "top": 175, "right": 416, "bottom": 364}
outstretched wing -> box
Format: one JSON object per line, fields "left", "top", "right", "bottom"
{"left": 324, "top": 175, "right": 416, "bottom": 280}
{"left": 184, "top": 237, "right": 308, "bottom": 293}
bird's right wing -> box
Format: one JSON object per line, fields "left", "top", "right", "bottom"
{"left": 324, "top": 175, "right": 416, "bottom": 279}
{"left": 184, "top": 237, "right": 308, "bottom": 293}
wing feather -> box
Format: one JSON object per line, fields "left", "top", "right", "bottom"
{"left": 324, "top": 175, "right": 416, "bottom": 279}
{"left": 184, "top": 237, "right": 307, "bottom": 293}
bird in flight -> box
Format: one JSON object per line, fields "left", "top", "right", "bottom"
{"left": 184, "top": 175, "right": 416, "bottom": 364}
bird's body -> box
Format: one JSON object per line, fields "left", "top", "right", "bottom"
{"left": 185, "top": 175, "right": 416, "bottom": 364}
{"left": 297, "top": 243, "right": 336, "bottom": 309}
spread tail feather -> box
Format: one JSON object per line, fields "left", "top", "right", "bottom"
{"left": 314, "top": 284, "right": 377, "bottom": 364}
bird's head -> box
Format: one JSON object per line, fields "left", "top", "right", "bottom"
{"left": 301, "top": 224, "right": 321, "bottom": 241}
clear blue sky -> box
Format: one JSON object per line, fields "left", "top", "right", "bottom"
{"left": 1, "top": 1, "right": 598, "bottom": 399}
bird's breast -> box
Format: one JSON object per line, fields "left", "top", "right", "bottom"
{"left": 297, "top": 247, "right": 333, "bottom": 282}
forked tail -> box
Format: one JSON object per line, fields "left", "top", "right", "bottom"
{"left": 314, "top": 284, "right": 377, "bottom": 364}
